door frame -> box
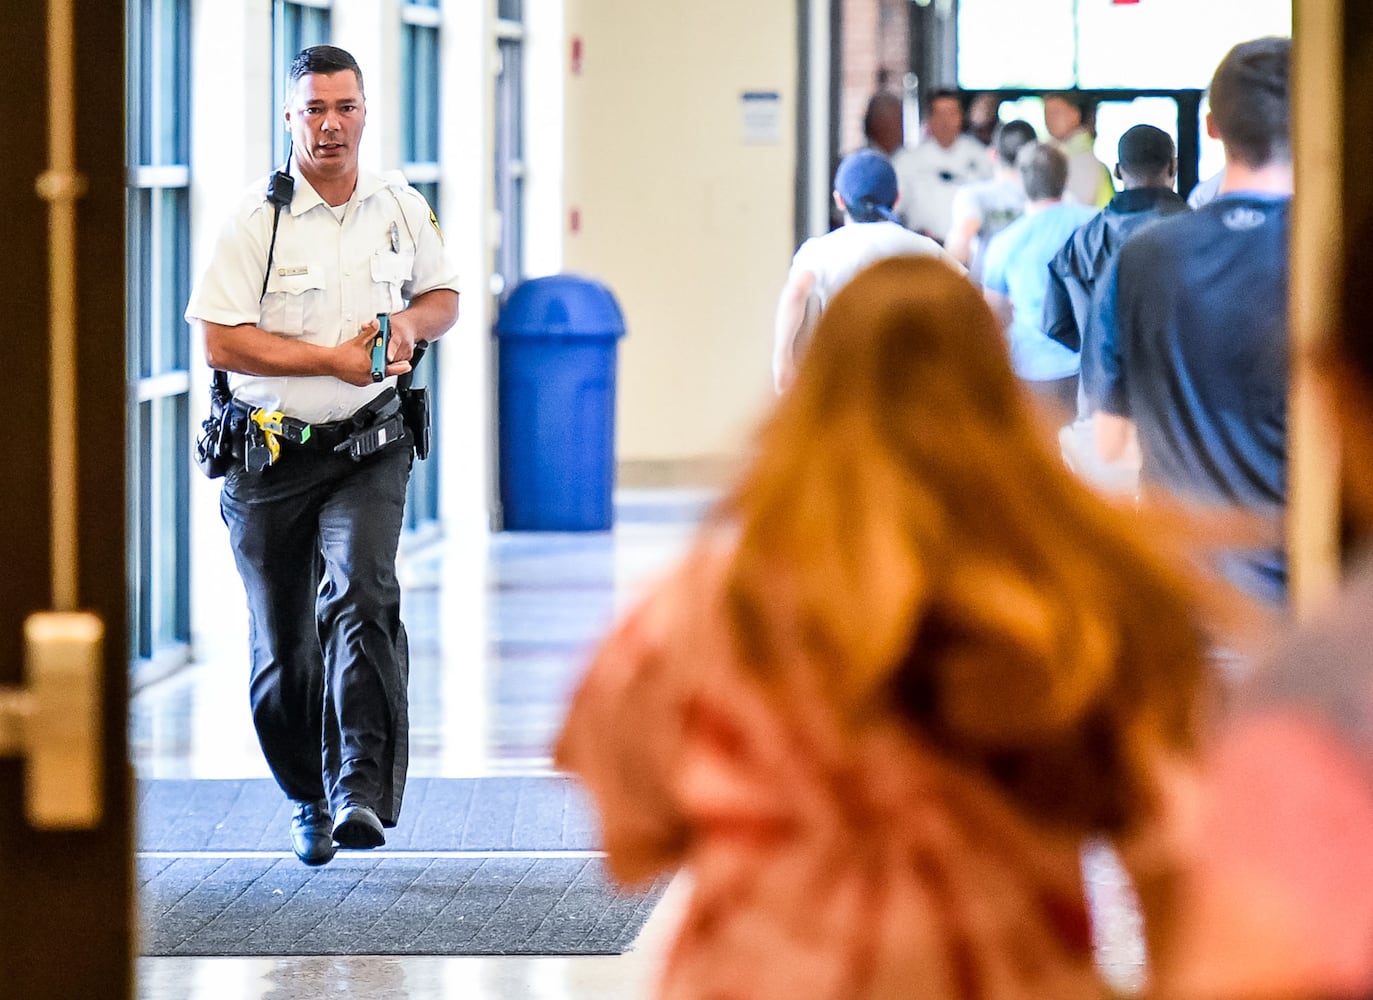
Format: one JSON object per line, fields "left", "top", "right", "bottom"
{"left": 0, "top": 2, "right": 133, "bottom": 996}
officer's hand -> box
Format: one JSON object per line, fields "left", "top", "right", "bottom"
{"left": 335, "top": 323, "right": 411, "bottom": 386}
{"left": 385, "top": 312, "right": 420, "bottom": 364}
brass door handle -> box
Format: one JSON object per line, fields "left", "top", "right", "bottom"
{"left": 0, "top": 613, "right": 103, "bottom": 830}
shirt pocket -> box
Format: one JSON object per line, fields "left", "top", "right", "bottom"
{"left": 262, "top": 263, "right": 325, "bottom": 338}
{"left": 371, "top": 251, "right": 415, "bottom": 315}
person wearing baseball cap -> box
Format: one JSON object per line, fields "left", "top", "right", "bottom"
{"left": 772, "top": 150, "right": 960, "bottom": 392}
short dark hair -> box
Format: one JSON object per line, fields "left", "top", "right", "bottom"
{"left": 1044, "top": 91, "right": 1091, "bottom": 118}
{"left": 995, "top": 120, "right": 1038, "bottom": 167}
{"left": 863, "top": 92, "right": 902, "bottom": 140}
{"left": 1208, "top": 37, "right": 1290, "bottom": 168}
{"left": 926, "top": 87, "right": 962, "bottom": 114}
{"left": 1117, "top": 124, "right": 1176, "bottom": 181}
{"left": 288, "top": 44, "right": 365, "bottom": 97}
{"left": 1017, "top": 142, "right": 1069, "bottom": 201}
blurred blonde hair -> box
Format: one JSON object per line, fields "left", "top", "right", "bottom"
{"left": 712, "top": 256, "right": 1210, "bottom": 836}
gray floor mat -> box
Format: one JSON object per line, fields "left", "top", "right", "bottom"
{"left": 139, "top": 855, "right": 663, "bottom": 956}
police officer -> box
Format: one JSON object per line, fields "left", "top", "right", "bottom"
{"left": 185, "top": 45, "right": 459, "bottom": 866}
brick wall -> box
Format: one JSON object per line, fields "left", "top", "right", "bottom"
{"left": 840, "top": 0, "right": 910, "bottom": 153}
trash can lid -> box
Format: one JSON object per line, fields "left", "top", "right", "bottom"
{"left": 495, "top": 274, "right": 626, "bottom": 338}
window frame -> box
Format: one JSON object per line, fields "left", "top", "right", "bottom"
{"left": 401, "top": 1, "right": 445, "bottom": 530}
{"left": 272, "top": 0, "right": 333, "bottom": 167}
{"left": 126, "top": 0, "right": 194, "bottom": 677}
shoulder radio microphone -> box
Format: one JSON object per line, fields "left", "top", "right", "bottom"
{"left": 266, "top": 147, "right": 294, "bottom": 208}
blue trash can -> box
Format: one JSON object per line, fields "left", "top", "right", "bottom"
{"left": 494, "top": 275, "right": 627, "bottom": 530}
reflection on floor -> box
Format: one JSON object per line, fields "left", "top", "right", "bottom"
{"left": 131, "top": 489, "right": 711, "bottom": 1000}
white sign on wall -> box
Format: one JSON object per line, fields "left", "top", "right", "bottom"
{"left": 741, "top": 91, "right": 783, "bottom": 145}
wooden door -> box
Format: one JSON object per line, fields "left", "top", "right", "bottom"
{"left": 0, "top": 1, "right": 133, "bottom": 996}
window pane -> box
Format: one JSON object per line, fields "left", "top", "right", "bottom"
{"left": 132, "top": 188, "right": 191, "bottom": 379}
{"left": 958, "top": 0, "right": 1075, "bottom": 90}
{"left": 137, "top": 0, "right": 190, "bottom": 165}
{"left": 495, "top": 38, "right": 524, "bottom": 288}
{"left": 158, "top": 188, "right": 191, "bottom": 373}
{"left": 134, "top": 395, "right": 190, "bottom": 656}
{"left": 404, "top": 337, "right": 441, "bottom": 528}
{"left": 997, "top": 96, "right": 1046, "bottom": 139}
{"left": 1091, "top": 97, "right": 1180, "bottom": 183}
{"left": 132, "top": 395, "right": 190, "bottom": 656}
{"left": 498, "top": 0, "right": 523, "bottom": 21}
{"left": 402, "top": 0, "right": 442, "bottom": 528}
{"left": 134, "top": 397, "right": 151, "bottom": 658}
{"left": 151, "top": 394, "right": 191, "bottom": 648}
{"left": 130, "top": 0, "right": 194, "bottom": 666}
{"left": 274, "top": 2, "right": 333, "bottom": 165}
{"left": 403, "top": 24, "right": 440, "bottom": 163}
{"left": 1077, "top": 0, "right": 1291, "bottom": 89}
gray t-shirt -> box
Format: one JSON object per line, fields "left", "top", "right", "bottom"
{"left": 950, "top": 177, "right": 1026, "bottom": 280}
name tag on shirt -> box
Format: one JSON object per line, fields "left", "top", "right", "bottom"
{"left": 277, "top": 265, "right": 310, "bottom": 277}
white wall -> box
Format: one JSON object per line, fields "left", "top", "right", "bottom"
{"left": 562, "top": 0, "right": 799, "bottom": 467}
{"left": 523, "top": 0, "right": 567, "bottom": 279}
{"left": 435, "top": 0, "right": 496, "bottom": 528}
{"left": 187, "top": 0, "right": 276, "bottom": 663}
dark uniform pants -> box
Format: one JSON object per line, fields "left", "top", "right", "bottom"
{"left": 220, "top": 437, "right": 413, "bottom": 826}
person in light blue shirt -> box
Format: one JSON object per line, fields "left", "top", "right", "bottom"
{"left": 981, "top": 142, "right": 1096, "bottom": 413}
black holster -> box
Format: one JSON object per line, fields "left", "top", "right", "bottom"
{"left": 195, "top": 373, "right": 246, "bottom": 479}
{"left": 398, "top": 340, "right": 431, "bottom": 461}
{"left": 399, "top": 386, "right": 430, "bottom": 460}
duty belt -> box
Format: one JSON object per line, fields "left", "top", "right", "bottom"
{"left": 243, "top": 389, "right": 406, "bottom": 472}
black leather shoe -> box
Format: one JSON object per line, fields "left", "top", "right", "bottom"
{"left": 290, "top": 799, "right": 336, "bottom": 866}
{"left": 332, "top": 803, "right": 385, "bottom": 849}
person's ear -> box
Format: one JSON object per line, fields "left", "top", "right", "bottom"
{"left": 1205, "top": 111, "right": 1220, "bottom": 140}
{"left": 1114, "top": 164, "right": 1123, "bottom": 181}
{"left": 833, "top": 192, "right": 846, "bottom": 214}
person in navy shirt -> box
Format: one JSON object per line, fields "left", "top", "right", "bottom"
{"left": 1045, "top": 125, "right": 1189, "bottom": 494}
{"left": 1085, "top": 37, "right": 1292, "bottom": 605}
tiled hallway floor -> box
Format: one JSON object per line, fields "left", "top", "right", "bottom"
{"left": 131, "top": 489, "right": 711, "bottom": 999}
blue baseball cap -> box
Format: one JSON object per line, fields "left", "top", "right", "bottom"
{"left": 834, "top": 150, "right": 899, "bottom": 222}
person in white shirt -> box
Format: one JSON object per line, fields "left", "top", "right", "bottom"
{"left": 772, "top": 150, "right": 958, "bottom": 392}
{"left": 891, "top": 88, "right": 993, "bottom": 243}
{"left": 945, "top": 119, "right": 1037, "bottom": 280}
{"left": 185, "top": 45, "right": 459, "bottom": 867}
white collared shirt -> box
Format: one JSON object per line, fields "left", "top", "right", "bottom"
{"left": 186, "top": 166, "right": 460, "bottom": 424}
{"left": 891, "top": 134, "right": 993, "bottom": 242}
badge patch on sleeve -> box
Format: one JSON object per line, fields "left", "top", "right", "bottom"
{"left": 428, "top": 207, "right": 444, "bottom": 242}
